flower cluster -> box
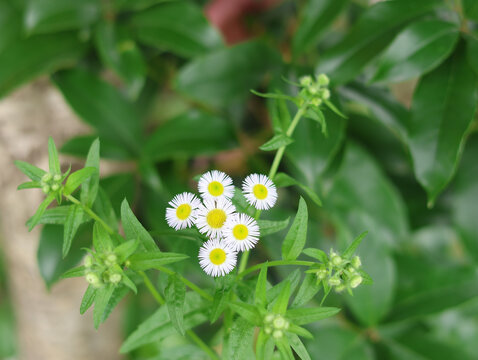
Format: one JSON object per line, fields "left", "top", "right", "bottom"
{"left": 263, "top": 313, "right": 289, "bottom": 339}
{"left": 40, "top": 171, "right": 66, "bottom": 195}
{"left": 165, "top": 171, "right": 277, "bottom": 277}
{"left": 298, "top": 73, "right": 330, "bottom": 107}
{"left": 84, "top": 252, "right": 124, "bottom": 288}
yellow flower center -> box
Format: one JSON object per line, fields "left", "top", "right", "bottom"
{"left": 232, "top": 224, "right": 249, "bottom": 240}
{"left": 209, "top": 248, "right": 226, "bottom": 265}
{"left": 207, "top": 209, "right": 226, "bottom": 228}
{"left": 208, "top": 181, "right": 224, "bottom": 196}
{"left": 253, "top": 184, "right": 268, "bottom": 200}
{"left": 176, "top": 204, "right": 192, "bottom": 220}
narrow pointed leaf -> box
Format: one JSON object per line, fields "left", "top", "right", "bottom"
{"left": 17, "top": 181, "right": 41, "bottom": 190}
{"left": 287, "top": 333, "right": 311, "bottom": 360}
{"left": 255, "top": 266, "right": 268, "bottom": 307}
{"left": 342, "top": 231, "right": 368, "bottom": 259}
{"left": 80, "top": 285, "right": 97, "bottom": 314}
{"left": 286, "top": 307, "right": 340, "bottom": 325}
{"left": 93, "top": 221, "right": 113, "bottom": 253}
{"left": 63, "top": 204, "right": 84, "bottom": 257}
{"left": 14, "top": 160, "right": 47, "bottom": 182}
{"left": 64, "top": 167, "right": 96, "bottom": 196}
{"left": 127, "top": 252, "right": 188, "bottom": 271}
{"left": 165, "top": 274, "right": 186, "bottom": 335}
{"left": 257, "top": 218, "right": 290, "bottom": 237}
{"left": 80, "top": 138, "right": 100, "bottom": 207}
{"left": 302, "top": 248, "right": 328, "bottom": 263}
{"left": 121, "top": 199, "right": 158, "bottom": 252}
{"left": 60, "top": 265, "right": 86, "bottom": 279}
{"left": 282, "top": 197, "right": 308, "bottom": 260}
{"left": 274, "top": 173, "right": 322, "bottom": 207}
{"left": 48, "top": 137, "right": 61, "bottom": 175}
{"left": 260, "top": 133, "right": 294, "bottom": 151}
{"left": 93, "top": 284, "right": 115, "bottom": 329}
{"left": 114, "top": 239, "right": 139, "bottom": 264}
{"left": 229, "top": 301, "right": 261, "bottom": 325}
{"left": 272, "top": 280, "right": 291, "bottom": 315}
{"left": 27, "top": 193, "right": 56, "bottom": 231}
{"left": 291, "top": 273, "right": 321, "bottom": 308}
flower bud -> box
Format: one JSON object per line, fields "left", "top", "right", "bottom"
{"left": 320, "top": 89, "right": 331, "bottom": 100}
{"left": 84, "top": 255, "right": 94, "bottom": 268}
{"left": 311, "top": 98, "right": 323, "bottom": 107}
{"left": 86, "top": 273, "right": 101, "bottom": 286}
{"left": 328, "top": 277, "right": 341, "bottom": 286}
{"left": 42, "top": 185, "right": 50, "bottom": 194}
{"left": 317, "top": 74, "right": 330, "bottom": 86}
{"left": 331, "top": 255, "right": 342, "bottom": 267}
{"left": 273, "top": 316, "right": 287, "bottom": 330}
{"left": 350, "top": 275, "right": 363, "bottom": 289}
{"left": 264, "top": 314, "right": 275, "bottom": 324}
{"left": 109, "top": 273, "right": 122, "bottom": 284}
{"left": 308, "top": 84, "right": 319, "bottom": 95}
{"left": 272, "top": 330, "right": 283, "bottom": 339}
{"left": 105, "top": 254, "right": 117, "bottom": 267}
{"left": 335, "top": 284, "right": 346, "bottom": 292}
{"left": 317, "top": 269, "right": 327, "bottom": 280}
{"left": 42, "top": 173, "right": 52, "bottom": 183}
{"left": 264, "top": 326, "right": 272, "bottom": 335}
{"left": 351, "top": 256, "right": 361, "bottom": 269}
{"left": 53, "top": 174, "right": 62, "bottom": 182}
{"left": 51, "top": 183, "right": 60, "bottom": 191}
{"left": 300, "top": 75, "right": 313, "bottom": 87}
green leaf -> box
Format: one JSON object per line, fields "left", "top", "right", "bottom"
{"left": 408, "top": 42, "right": 478, "bottom": 205}
{"left": 372, "top": 19, "right": 459, "bottom": 84}
{"left": 60, "top": 265, "right": 86, "bottom": 279}
{"left": 95, "top": 22, "right": 146, "bottom": 99}
{"left": 27, "top": 193, "right": 56, "bottom": 231}
{"left": 287, "top": 333, "right": 311, "bottom": 360}
{"left": 210, "top": 286, "right": 231, "bottom": 323}
{"left": 47, "top": 137, "right": 61, "bottom": 175}
{"left": 64, "top": 167, "right": 96, "bottom": 196}
{"left": 316, "top": 0, "right": 442, "bottom": 84}
{"left": 24, "top": 0, "right": 100, "bottom": 34}
{"left": 61, "top": 134, "right": 133, "bottom": 160}
{"left": 127, "top": 252, "right": 188, "bottom": 271}
{"left": 291, "top": 273, "right": 321, "bottom": 308}
{"left": 305, "top": 107, "right": 327, "bottom": 135}
{"left": 286, "top": 307, "right": 340, "bottom": 325}
{"left": 275, "top": 335, "right": 294, "bottom": 360}
{"left": 14, "top": 160, "right": 47, "bottom": 182}
{"left": 17, "top": 181, "right": 41, "bottom": 190}
{"left": 120, "top": 272, "right": 137, "bottom": 294}
{"left": 255, "top": 266, "right": 268, "bottom": 307}
{"left": 223, "top": 317, "right": 255, "bottom": 360}
{"left": 175, "top": 40, "right": 281, "bottom": 108}
{"left": 143, "top": 110, "right": 236, "bottom": 161}
{"left": 121, "top": 199, "right": 158, "bottom": 252}
{"left": 342, "top": 231, "right": 368, "bottom": 259}
{"left": 256, "top": 329, "right": 275, "bottom": 360}
{"left": 250, "top": 89, "right": 298, "bottom": 103}
{"left": 465, "top": 34, "right": 478, "bottom": 76}
{"left": 282, "top": 197, "right": 308, "bottom": 261}
{"left": 257, "top": 218, "right": 290, "bottom": 237}
{"left": 268, "top": 96, "right": 291, "bottom": 133}
{"left": 274, "top": 173, "right": 322, "bottom": 207}
{"left": 272, "top": 280, "right": 291, "bottom": 315}
{"left": 287, "top": 324, "right": 314, "bottom": 339}
{"left": 229, "top": 301, "right": 261, "bottom": 326}
{"left": 267, "top": 269, "right": 302, "bottom": 305}
{"left": 53, "top": 69, "right": 142, "bottom": 155}
{"left": 302, "top": 248, "right": 328, "bottom": 263}
{"left": 63, "top": 204, "right": 83, "bottom": 258}
{"left": 463, "top": 0, "right": 478, "bottom": 21}
{"left": 80, "top": 138, "right": 100, "bottom": 207}
{"left": 120, "top": 292, "right": 207, "bottom": 353}
{"left": 292, "top": 0, "right": 349, "bottom": 56}
{"left": 93, "top": 187, "right": 118, "bottom": 232}
{"left": 114, "top": 239, "right": 139, "bottom": 264}
{"left": 131, "top": 1, "right": 222, "bottom": 58}
{"left": 0, "top": 32, "right": 85, "bottom": 99}
{"left": 80, "top": 285, "right": 97, "bottom": 314}
{"left": 92, "top": 221, "right": 113, "bottom": 253}
{"left": 165, "top": 274, "right": 186, "bottom": 335}
{"left": 93, "top": 283, "right": 115, "bottom": 329}
{"left": 260, "top": 133, "right": 294, "bottom": 151}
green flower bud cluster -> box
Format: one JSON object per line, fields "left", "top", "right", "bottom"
{"left": 84, "top": 252, "right": 123, "bottom": 288}
{"left": 309, "top": 251, "right": 363, "bottom": 294}
{"left": 263, "top": 313, "right": 289, "bottom": 339}
{"left": 298, "top": 73, "right": 330, "bottom": 107}
{"left": 40, "top": 172, "right": 63, "bottom": 194}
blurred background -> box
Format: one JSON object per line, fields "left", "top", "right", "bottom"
{"left": 1, "top": 0, "right": 478, "bottom": 359}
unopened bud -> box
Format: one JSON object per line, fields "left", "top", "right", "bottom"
{"left": 272, "top": 330, "right": 283, "bottom": 339}
{"left": 317, "top": 269, "right": 327, "bottom": 280}
{"left": 264, "top": 326, "right": 272, "bottom": 335}
{"left": 317, "top": 74, "right": 330, "bottom": 86}
{"left": 308, "top": 84, "right": 319, "bottom": 95}
{"left": 335, "top": 284, "right": 346, "bottom": 292}
{"left": 42, "top": 185, "right": 50, "bottom": 194}
{"left": 300, "top": 75, "right": 313, "bottom": 87}
{"left": 273, "top": 316, "right": 287, "bottom": 330}
{"left": 264, "top": 314, "right": 275, "bottom": 324}
{"left": 328, "top": 277, "right": 341, "bottom": 286}
{"left": 311, "top": 98, "right": 323, "bottom": 107}
{"left": 109, "top": 273, "right": 122, "bottom": 284}
{"left": 42, "top": 173, "right": 52, "bottom": 183}
{"left": 53, "top": 174, "right": 62, "bottom": 182}
{"left": 351, "top": 256, "right": 361, "bottom": 269}
{"left": 86, "top": 273, "right": 100, "bottom": 286}
{"left": 321, "top": 89, "right": 330, "bottom": 100}
{"left": 350, "top": 275, "right": 363, "bottom": 289}
{"left": 51, "top": 183, "right": 60, "bottom": 191}
{"left": 105, "top": 254, "right": 117, "bottom": 266}
{"left": 84, "top": 255, "right": 94, "bottom": 268}
{"left": 331, "top": 255, "right": 342, "bottom": 267}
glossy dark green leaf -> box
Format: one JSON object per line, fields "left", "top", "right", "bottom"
{"left": 53, "top": 69, "right": 142, "bottom": 155}
{"left": 257, "top": 218, "right": 290, "bottom": 237}
{"left": 80, "top": 138, "right": 100, "bottom": 207}
{"left": 143, "top": 110, "right": 236, "bottom": 161}
{"left": 260, "top": 133, "right": 294, "bottom": 151}
{"left": 24, "top": 0, "right": 100, "bottom": 34}
{"left": 372, "top": 20, "right": 459, "bottom": 83}
{"left": 0, "top": 32, "right": 85, "bottom": 98}
{"left": 175, "top": 40, "right": 281, "bottom": 108}
{"left": 282, "top": 197, "right": 308, "bottom": 261}
{"left": 408, "top": 43, "right": 478, "bottom": 205}
{"left": 121, "top": 199, "right": 158, "bottom": 252}
{"left": 14, "top": 160, "right": 47, "bottom": 182}
{"left": 165, "top": 274, "right": 186, "bottom": 335}
{"left": 95, "top": 22, "right": 146, "bottom": 99}
{"left": 292, "top": 0, "right": 349, "bottom": 56}
{"left": 62, "top": 204, "right": 83, "bottom": 257}
{"left": 131, "top": 1, "right": 222, "bottom": 58}
{"left": 316, "top": 0, "right": 442, "bottom": 84}
{"left": 127, "top": 252, "right": 188, "bottom": 271}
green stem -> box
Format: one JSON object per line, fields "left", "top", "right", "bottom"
{"left": 65, "top": 194, "right": 114, "bottom": 235}
{"left": 238, "top": 106, "right": 306, "bottom": 274}
{"left": 237, "top": 260, "right": 314, "bottom": 279}
{"left": 157, "top": 266, "right": 213, "bottom": 302}
{"left": 139, "top": 271, "right": 165, "bottom": 304}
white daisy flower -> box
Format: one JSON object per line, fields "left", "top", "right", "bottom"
{"left": 195, "top": 198, "right": 236, "bottom": 239}
{"left": 242, "top": 174, "right": 278, "bottom": 210}
{"left": 165, "top": 192, "right": 201, "bottom": 230}
{"left": 198, "top": 170, "right": 234, "bottom": 201}
{"left": 223, "top": 213, "right": 260, "bottom": 252}
{"left": 199, "top": 238, "right": 237, "bottom": 277}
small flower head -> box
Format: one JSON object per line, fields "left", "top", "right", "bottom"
{"left": 198, "top": 170, "right": 234, "bottom": 202}
{"left": 85, "top": 272, "right": 102, "bottom": 288}
{"left": 195, "top": 198, "right": 236, "bottom": 239}
{"left": 198, "top": 238, "right": 237, "bottom": 277}
{"left": 317, "top": 73, "right": 330, "bottom": 86}
{"left": 166, "top": 192, "right": 201, "bottom": 230}
{"left": 223, "top": 213, "right": 260, "bottom": 252}
{"left": 109, "top": 273, "right": 122, "bottom": 284}
{"left": 242, "top": 174, "right": 277, "bottom": 210}
{"left": 350, "top": 275, "right": 363, "bottom": 289}
{"left": 351, "top": 256, "right": 361, "bottom": 269}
